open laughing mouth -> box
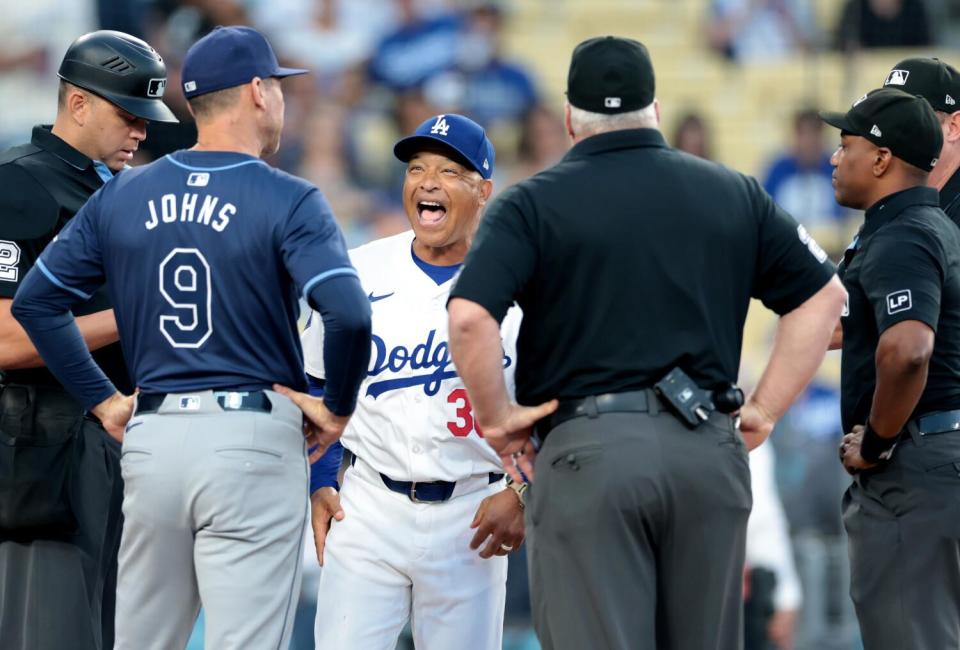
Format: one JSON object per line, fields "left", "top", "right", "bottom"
{"left": 417, "top": 200, "right": 447, "bottom": 226}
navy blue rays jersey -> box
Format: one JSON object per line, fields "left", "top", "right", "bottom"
{"left": 33, "top": 150, "right": 355, "bottom": 393}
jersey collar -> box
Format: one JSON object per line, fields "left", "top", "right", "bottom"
{"left": 862, "top": 186, "right": 939, "bottom": 238}
{"left": 564, "top": 128, "right": 667, "bottom": 161}
{"left": 31, "top": 124, "right": 95, "bottom": 172}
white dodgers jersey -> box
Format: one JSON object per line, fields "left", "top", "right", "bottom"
{"left": 302, "top": 230, "right": 521, "bottom": 482}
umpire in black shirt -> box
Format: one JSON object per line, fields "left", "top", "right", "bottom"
{"left": 825, "top": 88, "right": 960, "bottom": 650}
{"left": 881, "top": 56, "right": 960, "bottom": 225}
{"left": 448, "top": 36, "right": 846, "bottom": 650}
{"left": 0, "top": 31, "right": 176, "bottom": 650}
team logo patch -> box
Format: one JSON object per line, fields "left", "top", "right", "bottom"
{"left": 147, "top": 78, "right": 167, "bottom": 98}
{"left": 187, "top": 172, "right": 210, "bottom": 187}
{"left": 870, "top": 124, "right": 882, "bottom": 138}
{"left": 430, "top": 115, "right": 450, "bottom": 136}
{"left": 184, "top": 80, "right": 197, "bottom": 93}
{"left": 885, "top": 69, "right": 909, "bottom": 86}
{"left": 604, "top": 97, "right": 622, "bottom": 108}
{"left": 886, "top": 290, "right": 912, "bottom": 315}
{"left": 797, "top": 225, "right": 828, "bottom": 263}
{"left": 179, "top": 396, "right": 201, "bottom": 411}
{"left": 947, "top": 95, "right": 956, "bottom": 106}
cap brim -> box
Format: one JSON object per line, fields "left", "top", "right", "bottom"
{"left": 274, "top": 67, "right": 310, "bottom": 78}
{"left": 393, "top": 135, "right": 489, "bottom": 178}
{"left": 101, "top": 92, "right": 179, "bottom": 123}
{"left": 819, "top": 110, "right": 856, "bottom": 134}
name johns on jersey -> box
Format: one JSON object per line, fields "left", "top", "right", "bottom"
{"left": 144, "top": 193, "right": 236, "bottom": 232}
{"left": 366, "top": 328, "right": 511, "bottom": 399}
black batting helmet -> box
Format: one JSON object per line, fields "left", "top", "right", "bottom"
{"left": 58, "top": 30, "right": 178, "bottom": 123}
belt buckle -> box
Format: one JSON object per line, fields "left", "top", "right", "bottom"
{"left": 408, "top": 482, "right": 428, "bottom": 504}
{"left": 221, "top": 392, "right": 245, "bottom": 410}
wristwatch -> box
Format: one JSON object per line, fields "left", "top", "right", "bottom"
{"left": 505, "top": 476, "right": 528, "bottom": 509}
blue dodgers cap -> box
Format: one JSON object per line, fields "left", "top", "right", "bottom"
{"left": 393, "top": 114, "right": 495, "bottom": 179}
{"left": 181, "top": 26, "right": 308, "bottom": 99}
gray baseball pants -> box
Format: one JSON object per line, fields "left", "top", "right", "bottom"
{"left": 112, "top": 390, "right": 309, "bottom": 650}
{"left": 526, "top": 408, "right": 752, "bottom": 650}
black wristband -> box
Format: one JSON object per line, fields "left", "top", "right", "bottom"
{"left": 859, "top": 421, "right": 900, "bottom": 463}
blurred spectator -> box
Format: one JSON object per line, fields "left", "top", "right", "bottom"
{"left": 147, "top": 0, "right": 250, "bottom": 54}
{"left": 671, "top": 111, "right": 713, "bottom": 160}
{"left": 708, "top": 0, "right": 817, "bottom": 62}
{"left": 506, "top": 105, "right": 568, "bottom": 184}
{"left": 96, "top": 0, "right": 150, "bottom": 38}
{"left": 745, "top": 443, "right": 802, "bottom": 650}
{"left": 368, "top": 0, "right": 462, "bottom": 91}
{"left": 0, "top": 1, "right": 95, "bottom": 146}
{"left": 835, "top": 0, "right": 932, "bottom": 50}
{"left": 424, "top": 3, "right": 538, "bottom": 127}
{"left": 249, "top": 0, "right": 398, "bottom": 86}
{"left": 763, "top": 108, "right": 844, "bottom": 228}
{"left": 299, "top": 102, "right": 377, "bottom": 245}
{"left": 773, "top": 380, "right": 861, "bottom": 650}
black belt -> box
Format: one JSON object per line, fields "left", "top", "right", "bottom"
{"left": 535, "top": 389, "right": 654, "bottom": 442}
{"left": 135, "top": 391, "right": 272, "bottom": 415}
{"left": 379, "top": 472, "right": 504, "bottom": 503}
{"left": 911, "top": 409, "right": 960, "bottom": 437}
{"left": 351, "top": 456, "right": 503, "bottom": 503}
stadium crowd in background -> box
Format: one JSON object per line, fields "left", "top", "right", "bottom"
{"left": 2, "top": 1, "right": 960, "bottom": 650}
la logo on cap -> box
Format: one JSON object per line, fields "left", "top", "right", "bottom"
{"left": 885, "top": 69, "right": 909, "bottom": 86}
{"left": 430, "top": 115, "right": 450, "bottom": 136}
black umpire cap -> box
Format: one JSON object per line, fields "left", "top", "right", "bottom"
{"left": 567, "top": 36, "right": 655, "bottom": 114}
{"left": 883, "top": 57, "right": 960, "bottom": 114}
{"left": 58, "top": 30, "right": 178, "bottom": 123}
{"left": 820, "top": 88, "right": 943, "bottom": 172}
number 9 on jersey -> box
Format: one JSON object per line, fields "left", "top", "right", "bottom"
{"left": 159, "top": 247, "right": 213, "bottom": 348}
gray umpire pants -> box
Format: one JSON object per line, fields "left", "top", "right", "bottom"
{"left": 843, "top": 426, "right": 960, "bottom": 650}
{"left": 113, "top": 390, "right": 309, "bottom": 650}
{"left": 526, "top": 407, "right": 752, "bottom": 650}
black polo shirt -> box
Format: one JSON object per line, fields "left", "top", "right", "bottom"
{"left": 838, "top": 186, "right": 960, "bottom": 433}
{"left": 451, "top": 128, "right": 836, "bottom": 404}
{"left": 942, "top": 168, "right": 960, "bottom": 227}
{"left": 0, "top": 125, "right": 132, "bottom": 393}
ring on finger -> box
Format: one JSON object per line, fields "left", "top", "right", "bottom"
{"left": 500, "top": 544, "right": 513, "bottom": 552}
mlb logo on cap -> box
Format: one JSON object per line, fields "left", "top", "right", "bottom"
{"left": 886, "top": 69, "right": 910, "bottom": 86}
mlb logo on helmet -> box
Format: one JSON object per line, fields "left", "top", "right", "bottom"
{"left": 147, "top": 78, "right": 167, "bottom": 98}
